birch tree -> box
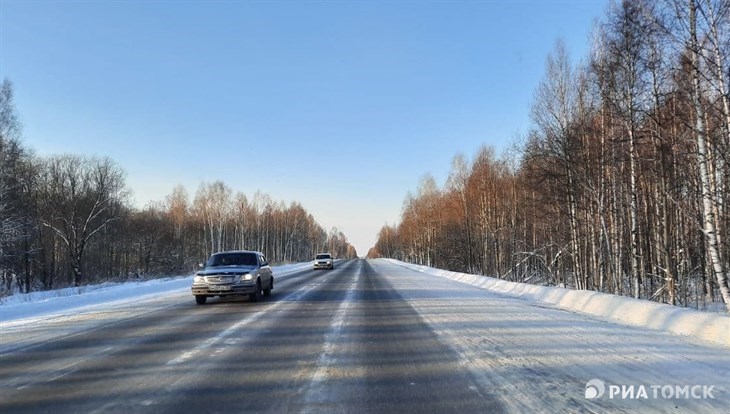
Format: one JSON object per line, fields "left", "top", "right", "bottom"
{"left": 529, "top": 39, "right": 585, "bottom": 289}
{"left": 688, "top": 0, "right": 730, "bottom": 311}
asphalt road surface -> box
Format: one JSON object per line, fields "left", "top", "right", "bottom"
{"left": 1, "top": 259, "right": 728, "bottom": 413}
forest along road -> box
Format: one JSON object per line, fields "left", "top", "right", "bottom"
{"left": 0, "top": 259, "right": 728, "bottom": 413}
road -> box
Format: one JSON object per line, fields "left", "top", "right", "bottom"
{"left": 1, "top": 259, "right": 728, "bottom": 413}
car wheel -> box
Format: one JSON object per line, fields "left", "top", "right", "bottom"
{"left": 263, "top": 279, "right": 272, "bottom": 296}
{"left": 249, "top": 280, "right": 262, "bottom": 302}
{"left": 195, "top": 295, "right": 207, "bottom": 305}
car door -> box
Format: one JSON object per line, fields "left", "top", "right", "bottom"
{"left": 259, "top": 254, "right": 272, "bottom": 284}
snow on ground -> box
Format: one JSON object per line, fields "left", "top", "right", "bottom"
{"left": 385, "top": 259, "right": 730, "bottom": 348}
{"left": 372, "top": 259, "right": 730, "bottom": 413}
{"left": 0, "top": 262, "right": 313, "bottom": 324}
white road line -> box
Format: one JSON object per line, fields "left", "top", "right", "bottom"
{"left": 302, "top": 262, "right": 360, "bottom": 412}
{"left": 165, "top": 278, "right": 324, "bottom": 366}
{"left": 47, "top": 371, "right": 72, "bottom": 382}
{"left": 45, "top": 361, "right": 83, "bottom": 383}
{"left": 87, "top": 277, "right": 329, "bottom": 414}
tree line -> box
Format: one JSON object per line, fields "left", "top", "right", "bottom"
{"left": 369, "top": 0, "right": 730, "bottom": 312}
{"left": 0, "top": 80, "right": 357, "bottom": 295}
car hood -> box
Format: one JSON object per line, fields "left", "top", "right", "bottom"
{"left": 197, "top": 265, "right": 257, "bottom": 276}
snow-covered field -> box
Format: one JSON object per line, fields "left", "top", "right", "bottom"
{"left": 385, "top": 259, "right": 730, "bottom": 348}
{"left": 0, "top": 262, "right": 313, "bottom": 324}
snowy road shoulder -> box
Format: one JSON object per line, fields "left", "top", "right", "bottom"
{"left": 385, "top": 259, "right": 730, "bottom": 348}
{"left": 0, "top": 262, "right": 313, "bottom": 324}
{"left": 372, "top": 259, "right": 730, "bottom": 413}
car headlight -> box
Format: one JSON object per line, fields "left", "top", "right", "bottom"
{"left": 242, "top": 273, "right": 253, "bottom": 281}
{"left": 194, "top": 275, "right": 205, "bottom": 283}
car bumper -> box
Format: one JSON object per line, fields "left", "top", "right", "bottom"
{"left": 191, "top": 282, "right": 257, "bottom": 296}
{"left": 313, "top": 263, "right": 333, "bottom": 269}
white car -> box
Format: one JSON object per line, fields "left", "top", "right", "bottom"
{"left": 313, "top": 253, "right": 334, "bottom": 270}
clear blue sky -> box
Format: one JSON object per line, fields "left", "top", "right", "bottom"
{"left": 1, "top": 0, "right": 607, "bottom": 256}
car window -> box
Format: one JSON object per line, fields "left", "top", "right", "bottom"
{"left": 207, "top": 253, "right": 258, "bottom": 267}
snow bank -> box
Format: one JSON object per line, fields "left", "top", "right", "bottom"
{"left": 0, "top": 262, "right": 313, "bottom": 323}
{"left": 0, "top": 276, "right": 192, "bottom": 323}
{"left": 385, "top": 259, "right": 730, "bottom": 348}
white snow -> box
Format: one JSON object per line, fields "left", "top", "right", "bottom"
{"left": 385, "top": 259, "right": 730, "bottom": 347}
{"left": 0, "top": 262, "right": 313, "bottom": 324}
{"left": 371, "top": 259, "right": 730, "bottom": 413}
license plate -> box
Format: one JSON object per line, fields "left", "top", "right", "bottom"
{"left": 209, "top": 285, "right": 231, "bottom": 291}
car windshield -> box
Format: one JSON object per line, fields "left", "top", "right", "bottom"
{"left": 316, "top": 254, "right": 331, "bottom": 260}
{"left": 207, "top": 253, "right": 257, "bottom": 267}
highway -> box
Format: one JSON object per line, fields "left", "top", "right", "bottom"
{"left": 1, "top": 259, "right": 728, "bottom": 413}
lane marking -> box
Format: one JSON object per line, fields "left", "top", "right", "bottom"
{"left": 47, "top": 371, "right": 72, "bottom": 382}
{"left": 88, "top": 274, "right": 337, "bottom": 414}
{"left": 302, "top": 261, "right": 360, "bottom": 411}
{"left": 165, "top": 277, "right": 326, "bottom": 366}
{"left": 5, "top": 265, "right": 348, "bottom": 405}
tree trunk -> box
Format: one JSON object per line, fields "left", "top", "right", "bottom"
{"left": 628, "top": 124, "right": 641, "bottom": 299}
{"left": 689, "top": 0, "right": 730, "bottom": 312}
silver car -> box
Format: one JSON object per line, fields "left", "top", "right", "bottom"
{"left": 191, "top": 250, "right": 274, "bottom": 304}
{"left": 313, "top": 253, "right": 334, "bottom": 270}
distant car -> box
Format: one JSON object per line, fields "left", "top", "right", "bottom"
{"left": 191, "top": 250, "right": 274, "bottom": 304}
{"left": 314, "top": 253, "right": 334, "bottom": 270}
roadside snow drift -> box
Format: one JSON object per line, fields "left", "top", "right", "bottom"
{"left": 386, "top": 259, "right": 730, "bottom": 347}
{"left": 0, "top": 262, "right": 313, "bottom": 323}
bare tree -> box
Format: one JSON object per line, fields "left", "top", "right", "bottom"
{"left": 37, "top": 155, "right": 127, "bottom": 286}
{"left": 688, "top": 0, "right": 730, "bottom": 311}
{"left": 446, "top": 153, "right": 474, "bottom": 273}
{"left": 529, "top": 39, "right": 586, "bottom": 289}
{"left": 0, "top": 79, "right": 30, "bottom": 293}
{"left": 194, "top": 181, "right": 233, "bottom": 256}
{"left": 603, "top": 0, "right": 656, "bottom": 298}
